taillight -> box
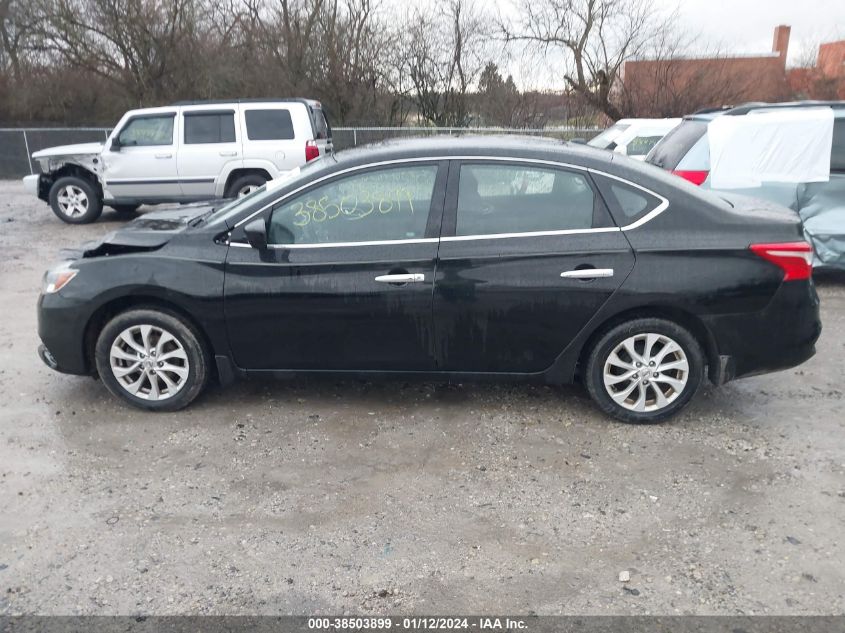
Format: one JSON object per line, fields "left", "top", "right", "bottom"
{"left": 672, "top": 170, "right": 709, "bottom": 185}
{"left": 750, "top": 242, "right": 814, "bottom": 281}
{"left": 305, "top": 140, "right": 319, "bottom": 162}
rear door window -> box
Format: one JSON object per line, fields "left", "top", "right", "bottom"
{"left": 646, "top": 119, "right": 708, "bottom": 169}
{"left": 455, "top": 164, "right": 596, "bottom": 236}
{"left": 245, "top": 109, "right": 295, "bottom": 141}
{"left": 183, "top": 111, "right": 236, "bottom": 144}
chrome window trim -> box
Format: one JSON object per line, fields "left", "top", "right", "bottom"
{"left": 441, "top": 227, "right": 620, "bottom": 242}
{"left": 230, "top": 237, "right": 438, "bottom": 249}
{"left": 229, "top": 155, "right": 669, "bottom": 249}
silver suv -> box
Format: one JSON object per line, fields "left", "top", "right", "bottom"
{"left": 646, "top": 101, "right": 845, "bottom": 269}
{"left": 23, "top": 98, "right": 332, "bottom": 224}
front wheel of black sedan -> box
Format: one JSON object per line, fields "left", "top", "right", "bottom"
{"left": 584, "top": 318, "right": 704, "bottom": 424}
{"left": 95, "top": 309, "right": 209, "bottom": 411}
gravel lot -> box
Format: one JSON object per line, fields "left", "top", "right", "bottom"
{"left": 0, "top": 179, "right": 844, "bottom": 616}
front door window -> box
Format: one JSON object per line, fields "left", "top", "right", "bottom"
{"left": 268, "top": 165, "right": 439, "bottom": 245}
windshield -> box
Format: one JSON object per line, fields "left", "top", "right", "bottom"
{"left": 588, "top": 123, "right": 630, "bottom": 149}
{"left": 206, "top": 160, "right": 328, "bottom": 226}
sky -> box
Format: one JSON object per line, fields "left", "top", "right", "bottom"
{"left": 471, "top": 0, "right": 845, "bottom": 90}
{"left": 654, "top": 0, "right": 845, "bottom": 65}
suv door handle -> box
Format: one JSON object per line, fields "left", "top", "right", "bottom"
{"left": 219, "top": 151, "right": 238, "bottom": 157}
{"left": 561, "top": 268, "right": 614, "bottom": 279}
{"left": 375, "top": 273, "right": 425, "bottom": 284}
{"left": 155, "top": 153, "right": 172, "bottom": 159}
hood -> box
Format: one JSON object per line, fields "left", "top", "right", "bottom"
{"left": 65, "top": 201, "right": 223, "bottom": 259}
{"left": 32, "top": 142, "right": 104, "bottom": 159}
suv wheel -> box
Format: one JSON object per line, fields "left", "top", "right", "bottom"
{"left": 584, "top": 318, "right": 704, "bottom": 423}
{"left": 49, "top": 176, "right": 103, "bottom": 224}
{"left": 226, "top": 173, "right": 267, "bottom": 198}
{"left": 95, "top": 309, "right": 209, "bottom": 411}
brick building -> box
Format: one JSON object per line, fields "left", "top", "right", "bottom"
{"left": 621, "top": 25, "right": 844, "bottom": 117}
{"left": 789, "top": 39, "right": 845, "bottom": 99}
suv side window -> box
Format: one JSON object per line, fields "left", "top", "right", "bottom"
{"left": 456, "top": 164, "right": 595, "bottom": 236}
{"left": 184, "top": 111, "right": 236, "bottom": 144}
{"left": 245, "top": 109, "right": 295, "bottom": 141}
{"left": 118, "top": 115, "right": 174, "bottom": 146}
{"left": 831, "top": 118, "right": 845, "bottom": 174}
{"left": 268, "top": 165, "right": 439, "bottom": 245}
{"left": 626, "top": 135, "right": 663, "bottom": 157}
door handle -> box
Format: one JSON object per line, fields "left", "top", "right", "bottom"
{"left": 375, "top": 273, "right": 425, "bottom": 284}
{"left": 561, "top": 268, "right": 614, "bottom": 279}
{"left": 155, "top": 153, "right": 172, "bottom": 159}
{"left": 219, "top": 151, "right": 238, "bottom": 157}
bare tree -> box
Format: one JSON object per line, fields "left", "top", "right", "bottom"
{"left": 0, "top": 0, "right": 40, "bottom": 81}
{"left": 34, "top": 0, "right": 205, "bottom": 103}
{"left": 402, "top": 0, "right": 489, "bottom": 126}
{"left": 476, "top": 61, "right": 545, "bottom": 127}
{"left": 498, "top": 0, "right": 670, "bottom": 120}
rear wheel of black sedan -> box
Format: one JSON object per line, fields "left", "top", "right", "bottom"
{"left": 95, "top": 309, "right": 209, "bottom": 411}
{"left": 584, "top": 318, "right": 704, "bottom": 424}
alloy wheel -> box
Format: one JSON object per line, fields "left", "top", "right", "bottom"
{"left": 602, "top": 333, "right": 689, "bottom": 413}
{"left": 237, "top": 185, "right": 260, "bottom": 197}
{"left": 109, "top": 324, "right": 189, "bottom": 401}
{"left": 56, "top": 185, "right": 89, "bottom": 218}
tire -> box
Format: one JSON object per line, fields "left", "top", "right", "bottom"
{"left": 225, "top": 173, "right": 267, "bottom": 199}
{"left": 110, "top": 204, "right": 140, "bottom": 216}
{"left": 584, "top": 318, "right": 704, "bottom": 424}
{"left": 94, "top": 308, "right": 209, "bottom": 411}
{"left": 49, "top": 176, "right": 103, "bottom": 224}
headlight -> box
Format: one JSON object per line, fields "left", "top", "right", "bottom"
{"left": 42, "top": 262, "right": 78, "bottom": 294}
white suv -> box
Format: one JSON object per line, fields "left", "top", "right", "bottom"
{"left": 23, "top": 98, "right": 332, "bottom": 224}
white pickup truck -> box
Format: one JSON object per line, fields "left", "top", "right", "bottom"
{"left": 23, "top": 98, "right": 331, "bottom": 224}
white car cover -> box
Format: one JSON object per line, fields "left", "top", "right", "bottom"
{"left": 708, "top": 108, "right": 834, "bottom": 189}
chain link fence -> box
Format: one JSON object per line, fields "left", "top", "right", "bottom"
{"left": 0, "top": 126, "right": 600, "bottom": 179}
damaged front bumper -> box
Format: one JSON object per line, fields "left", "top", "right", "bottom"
{"left": 22, "top": 174, "right": 47, "bottom": 201}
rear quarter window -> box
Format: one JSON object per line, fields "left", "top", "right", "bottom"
{"left": 593, "top": 175, "right": 664, "bottom": 226}
{"left": 245, "top": 109, "right": 295, "bottom": 141}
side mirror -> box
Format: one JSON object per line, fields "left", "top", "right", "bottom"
{"left": 110, "top": 137, "right": 122, "bottom": 151}
{"left": 244, "top": 218, "right": 268, "bottom": 250}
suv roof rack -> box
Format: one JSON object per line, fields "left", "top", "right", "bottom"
{"left": 693, "top": 105, "right": 735, "bottom": 114}
{"left": 171, "top": 98, "right": 321, "bottom": 107}
{"left": 724, "top": 100, "right": 845, "bottom": 116}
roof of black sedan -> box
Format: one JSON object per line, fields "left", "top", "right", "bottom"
{"left": 330, "top": 134, "right": 614, "bottom": 169}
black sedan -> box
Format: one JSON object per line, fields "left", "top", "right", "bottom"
{"left": 37, "top": 137, "right": 821, "bottom": 423}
